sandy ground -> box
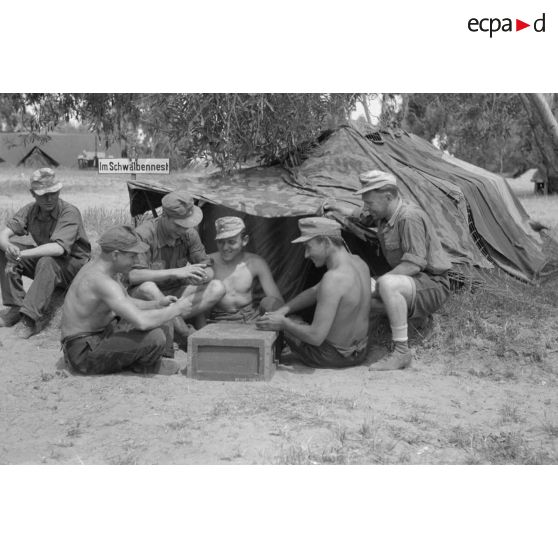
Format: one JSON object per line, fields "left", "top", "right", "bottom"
{"left": 1, "top": 168, "right": 558, "bottom": 464}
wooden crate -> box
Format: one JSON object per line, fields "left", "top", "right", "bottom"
{"left": 187, "top": 323, "right": 278, "bottom": 381}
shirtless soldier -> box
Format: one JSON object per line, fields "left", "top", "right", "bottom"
{"left": 256, "top": 217, "right": 371, "bottom": 368}
{"left": 61, "top": 225, "right": 225, "bottom": 375}
{"left": 207, "top": 216, "right": 283, "bottom": 322}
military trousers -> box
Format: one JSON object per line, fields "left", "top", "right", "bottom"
{"left": 0, "top": 250, "right": 86, "bottom": 322}
{"left": 62, "top": 322, "right": 171, "bottom": 375}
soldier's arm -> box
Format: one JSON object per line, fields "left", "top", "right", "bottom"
{"left": 185, "top": 228, "right": 211, "bottom": 264}
{"left": 276, "top": 284, "right": 318, "bottom": 315}
{"left": 0, "top": 226, "right": 18, "bottom": 256}
{"left": 385, "top": 216, "right": 426, "bottom": 277}
{"left": 96, "top": 277, "right": 187, "bottom": 331}
{"left": 281, "top": 272, "right": 341, "bottom": 345}
{"left": 19, "top": 243, "right": 65, "bottom": 259}
{"left": 1, "top": 226, "right": 65, "bottom": 259}
{"left": 128, "top": 266, "right": 183, "bottom": 285}
{"left": 252, "top": 256, "right": 283, "bottom": 302}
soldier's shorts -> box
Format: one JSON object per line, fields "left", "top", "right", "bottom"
{"left": 62, "top": 322, "right": 168, "bottom": 375}
{"left": 209, "top": 296, "right": 283, "bottom": 324}
{"left": 284, "top": 332, "right": 368, "bottom": 369}
{"left": 409, "top": 272, "right": 450, "bottom": 319}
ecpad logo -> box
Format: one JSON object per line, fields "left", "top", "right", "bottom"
{"left": 468, "top": 13, "right": 546, "bottom": 37}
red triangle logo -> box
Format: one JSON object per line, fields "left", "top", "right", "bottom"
{"left": 516, "top": 19, "right": 530, "bottom": 31}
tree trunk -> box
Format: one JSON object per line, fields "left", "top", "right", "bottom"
{"left": 521, "top": 94, "right": 558, "bottom": 194}
{"left": 528, "top": 93, "right": 558, "bottom": 147}
{"left": 360, "top": 94, "right": 372, "bottom": 125}
{"left": 400, "top": 94, "right": 410, "bottom": 130}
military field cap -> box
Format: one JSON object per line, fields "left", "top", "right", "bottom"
{"left": 292, "top": 217, "right": 342, "bottom": 244}
{"left": 98, "top": 225, "right": 149, "bottom": 253}
{"left": 215, "top": 216, "right": 246, "bottom": 240}
{"left": 161, "top": 189, "right": 203, "bottom": 228}
{"left": 29, "top": 168, "right": 63, "bottom": 196}
{"left": 355, "top": 170, "right": 397, "bottom": 195}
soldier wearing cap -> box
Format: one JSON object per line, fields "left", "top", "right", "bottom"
{"left": 324, "top": 169, "right": 452, "bottom": 371}
{"left": 127, "top": 189, "right": 224, "bottom": 344}
{"left": 256, "top": 217, "right": 371, "bottom": 368}
{"left": 60, "top": 224, "right": 220, "bottom": 375}
{"left": 0, "top": 168, "right": 91, "bottom": 338}
{"left": 206, "top": 216, "right": 283, "bottom": 323}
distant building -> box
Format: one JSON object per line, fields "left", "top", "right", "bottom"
{"left": 0, "top": 132, "right": 121, "bottom": 168}
{"left": 78, "top": 150, "right": 113, "bottom": 168}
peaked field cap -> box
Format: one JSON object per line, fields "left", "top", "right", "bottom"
{"left": 292, "top": 217, "right": 342, "bottom": 243}
{"left": 355, "top": 170, "right": 397, "bottom": 195}
{"left": 29, "top": 168, "right": 62, "bottom": 196}
{"left": 215, "top": 216, "right": 246, "bottom": 240}
{"left": 98, "top": 225, "right": 149, "bottom": 253}
{"left": 161, "top": 189, "right": 203, "bottom": 228}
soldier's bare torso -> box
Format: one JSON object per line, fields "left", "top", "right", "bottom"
{"left": 210, "top": 252, "right": 258, "bottom": 312}
{"left": 323, "top": 253, "right": 371, "bottom": 346}
{"left": 61, "top": 261, "right": 119, "bottom": 338}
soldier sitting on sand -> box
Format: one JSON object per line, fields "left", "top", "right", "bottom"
{"left": 127, "top": 189, "right": 220, "bottom": 346}
{"left": 256, "top": 217, "right": 371, "bottom": 368}
{"left": 206, "top": 216, "right": 284, "bottom": 322}
{"left": 61, "top": 225, "right": 225, "bottom": 375}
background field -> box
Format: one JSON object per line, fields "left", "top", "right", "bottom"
{"left": 1, "top": 168, "right": 557, "bottom": 464}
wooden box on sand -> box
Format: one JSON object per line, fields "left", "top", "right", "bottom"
{"left": 187, "top": 323, "right": 278, "bottom": 381}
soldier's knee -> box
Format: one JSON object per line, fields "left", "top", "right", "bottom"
{"left": 145, "top": 327, "right": 167, "bottom": 349}
{"left": 135, "top": 281, "right": 160, "bottom": 300}
{"left": 376, "top": 275, "right": 394, "bottom": 293}
{"left": 260, "top": 296, "right": 283, "bottom": 314}
{"left": 35, "top": 256, "right": 57, "bottom": 271}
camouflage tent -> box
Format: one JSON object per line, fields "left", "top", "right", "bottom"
{"left": 128, "top": 126, "right": 546, "bottom": 298}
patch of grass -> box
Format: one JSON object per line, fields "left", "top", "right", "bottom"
{"left": 466, "top": 367, "right": 490, "bottom": 378}
{"left": 358, "top": 418, "right": 375, "bottom": 439}
{"left": 429, "top": 277, "right": 558, "bottom": 368}
{"left": 402, "top": 412, "right": 424, "bottom": 425}
{"left": 209, "top": 401, "right": 232, "bottom": 417}
{"left": 333, "top": 424, "right": 348, "bottom": 445}
{"left": 66, "top": 422, "right": 82, "bottom": 438}
{"left": 173, "top": 436, "right": 193, "bottom": 447}
{"left": 54, "top": 439, "right": 74, "bottom": 448}
{"left": 447, "top": 426, "right": 554, "bottom": 464}
{"left": 166, "top": 417, "right": 191, "bottom": 431}
{"left": 107, "top": 452, "right": 138, "bottom": 465}
{"left": 276, "top": 443, "right": 347, "bottom": 465}
{"left": 81, "top": 207, "right": 130, "bottom": 243}
{"left": 540, "top": 413, "right": 558, "bottom": 437}
{"left": 40, "top": 370, "right": 55, "bottom": 382}
{"left": 498, "top": 403, "right": 523, "bottom": 425}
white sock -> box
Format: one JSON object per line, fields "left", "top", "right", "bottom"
{"left": 391, "top": 325, "right": 408, "bottom": 343}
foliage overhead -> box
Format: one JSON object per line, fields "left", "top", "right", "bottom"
{"left": 4, "top": 92, "right": 558, "bottom": 177}
{"left": 1, "top": 93, "right": 359, "bottom": 171}
{"left": 403, "top": 94, "right": 542, "bottom": 174}
{"left": 157, "top": 93, "right": 359, "bottom": 170}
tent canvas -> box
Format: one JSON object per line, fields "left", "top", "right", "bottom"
{"left": 127, "top": 126, "right": 546, "bottom": 298}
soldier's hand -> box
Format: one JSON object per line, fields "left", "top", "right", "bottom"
{"left": 322, "top": 199, "right": 354, "bottom": 218}
{"left": 256, "top": 311, "right": 285, "bottom": 331}
{"left": 321, "top": 199, "right": 339, "bottom": 214}
{"left": 175, "top": 264, "right": 208, "bottom": 284}
{"left": 5, "top": 243, "right": 21, "bottom": 262}
{"left": 159, "top": 295, "right": 177, "bottom": 307}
